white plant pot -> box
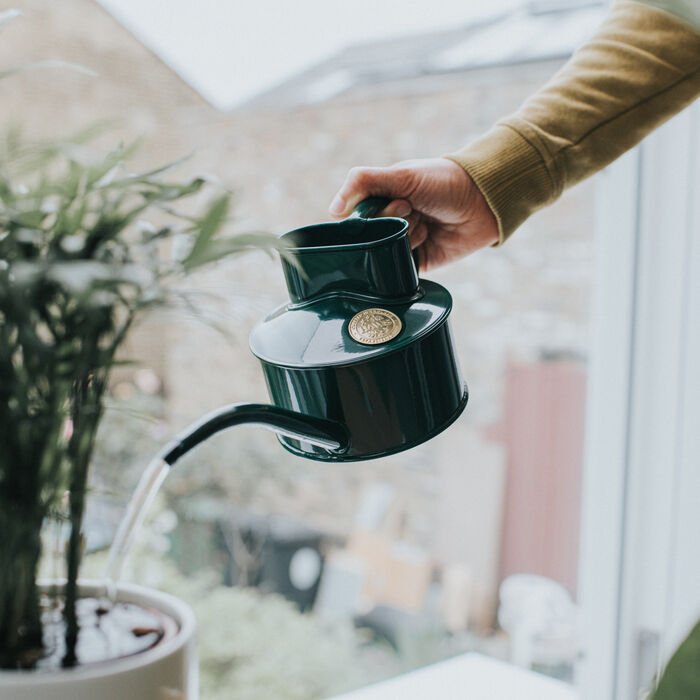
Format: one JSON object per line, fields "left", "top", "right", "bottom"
{"left": 0, "top": 581, "right": 198, "bottom": 700}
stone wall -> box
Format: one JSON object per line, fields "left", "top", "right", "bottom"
{"left": 1, "top": 0, "right": 594, "bottom": 607}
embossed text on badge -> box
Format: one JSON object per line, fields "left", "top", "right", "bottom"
{"left": 348, "top": 308, "right": 402, "bottom": 345}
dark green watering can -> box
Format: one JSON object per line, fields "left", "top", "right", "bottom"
{"left": 162, "top": 198, "right": 468, "bottom": 466}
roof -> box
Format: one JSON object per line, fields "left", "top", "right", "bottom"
{"left": 97, "top": 0, "right": 524, "bottom": 111}
{"left": 248, "top": 0, "right": 606, "bottom": 108}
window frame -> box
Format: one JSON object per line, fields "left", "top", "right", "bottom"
{"left": 578, "top": 103, "right": 700, "bottom": 699}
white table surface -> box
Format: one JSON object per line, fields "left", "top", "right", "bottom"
{"left": 328, "top": 653, "right": 577, "bottom": 700}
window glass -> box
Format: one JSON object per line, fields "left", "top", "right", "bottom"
{"left": 2, "top": 2, "right": 602, "bottom": 696}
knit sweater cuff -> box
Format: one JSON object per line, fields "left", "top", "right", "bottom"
{"left": 445, "top": 124, "right": 557, "bottom": 244}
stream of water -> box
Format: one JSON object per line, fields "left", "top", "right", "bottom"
{"left": 103, "top": 457, "right": 171, "bottom": 597}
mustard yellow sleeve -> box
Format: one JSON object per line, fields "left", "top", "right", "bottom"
{"left": 446, "top": 0, "right": 700, "bottom": 243}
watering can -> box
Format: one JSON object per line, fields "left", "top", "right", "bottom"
{"left": 161, "top": 198, "right": 468, "bottom": 466}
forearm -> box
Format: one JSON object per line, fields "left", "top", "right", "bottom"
{"left": 447, "top": 0, "right": 700, "bottom": 243}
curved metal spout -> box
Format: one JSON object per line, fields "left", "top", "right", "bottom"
{"left": 160, "top": 403, "right": 349, "bottom": 466}
{"left": 104, "top": 404, "right": 348, "bottom": 586}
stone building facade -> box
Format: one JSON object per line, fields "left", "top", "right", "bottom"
{"left": 1, "top": 0, "right": 595, "bottom": 624}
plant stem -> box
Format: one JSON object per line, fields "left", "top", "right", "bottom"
{"left": 62, "top": 373, "right": 106, "bottom": 667}
{"left": 0, "top": 508, "right": 44, "bottom": 669}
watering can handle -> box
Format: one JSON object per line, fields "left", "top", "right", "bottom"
{"left": 349, "top": 196, "right": 421, "bottom": 272}
{"left": 348, "top": 196, "right": 391, "bottom": 220}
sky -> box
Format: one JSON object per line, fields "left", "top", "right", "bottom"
{"left": 98, "top": 0, "right": 521, "bottom": 110}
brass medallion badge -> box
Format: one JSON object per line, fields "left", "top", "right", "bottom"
{"left": 348, "top": 308, "right": 402, "bottom": 345}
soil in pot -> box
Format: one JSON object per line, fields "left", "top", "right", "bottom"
{"left": 10, "top": 590, "right": 177, "bottom": 671}
{"left": 5, "top": 458, "right": 175, "bottom": 671}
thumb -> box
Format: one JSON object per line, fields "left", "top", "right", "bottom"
{"left": 329, "top": 166, "right": 412, "bottom": 218}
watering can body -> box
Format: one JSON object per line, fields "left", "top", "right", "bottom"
{"left": 249, "top": 200, "right": 468, "bottom": 462}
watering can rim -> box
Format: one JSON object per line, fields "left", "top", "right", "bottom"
{"left": 280, "top": 215, "right": 409, "bottom": 254}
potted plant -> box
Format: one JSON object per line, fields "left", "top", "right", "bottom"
{"left": 0, "top": 130, "right": 278, "bottom": 699}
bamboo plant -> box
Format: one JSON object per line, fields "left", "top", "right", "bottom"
{"left": 0, "top": 133, "right": 278, "bottom": 669}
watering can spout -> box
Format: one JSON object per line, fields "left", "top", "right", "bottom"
{"left": 160, "top": 403, "right": 349, "bottom": 466}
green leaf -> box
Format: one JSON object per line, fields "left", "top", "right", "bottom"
{"left": 652, "top": 621, "right": 700, "bottom": 700}
{"left": 181, "top": 195, "right": 229, "bottom": 271}
{"left": 114, "top": 152, "right": 193, "bottom": 182}
{"left": 182, "top": 231, "right": 283, "bottom": 270}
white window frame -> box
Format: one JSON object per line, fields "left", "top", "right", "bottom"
{"left": 578, "top": 103, "right": 700, "bottom": 700}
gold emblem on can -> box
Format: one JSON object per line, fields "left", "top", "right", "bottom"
{"left": 348, "top": 308, "right": 402, "bottom": 345}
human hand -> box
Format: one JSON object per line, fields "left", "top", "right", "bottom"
{"left": 329, "top": 157, "right": 499, "bottom": 271}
